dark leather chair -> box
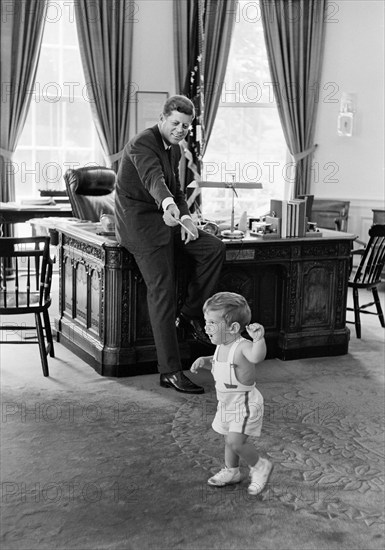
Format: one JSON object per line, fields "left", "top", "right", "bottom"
{"left": 347, "top": 224, "right": 385, "bottom": 338}
{"left": 0, "top": 236, "right": 55, "bottom": 376}
{"left": 311, "top": 199, "right": 350, "bottom": 231}
{"left": 64, "top": 166, "right": 116, "bottom": 222}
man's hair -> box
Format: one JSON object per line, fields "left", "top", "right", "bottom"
{"left": 203, "top": 292, "right": 251, "bottom": 330}
{"left": 162, "top": 95, "right": 195, "bottom": 119}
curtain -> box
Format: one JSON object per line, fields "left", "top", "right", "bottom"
{"left": 74, "top": 0, "right": 134, "bottom": 173}
{"left": 173, "top": 0, "right": 200, "bottom": 191}
{"left": 0, "top": 0, "right": 48, "bottom": 204}
{"left": 200, "top": 0, "right": 237, "bottom": 156}
{"left": 260, "top": 0, "right": 327, "bottom": 196}
{"left": 174, "top": 0, "right": 197, "bottom": 95}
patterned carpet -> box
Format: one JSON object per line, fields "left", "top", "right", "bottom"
{"left": 173, "top": 358, "right": 384, "bottom": 527}
{"left": 0, "top": 287, "right": 384, "bottom": 550}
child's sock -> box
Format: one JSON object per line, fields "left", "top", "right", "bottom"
{"left": 226, "top": 466, "right": 240, "bottom": 472}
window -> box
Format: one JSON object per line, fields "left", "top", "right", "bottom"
{"left": 201, "top": 0, "right": 288, "bottom": 221}
{"left": 13, "top": 0, "right": 102, "bottom": 199}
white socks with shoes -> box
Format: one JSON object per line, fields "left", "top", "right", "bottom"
{"left": 248, "top": 457, "right": 273, "bottom": 495}
{"left": 207, "top": 458, "right": 273, "bottom": 495}
{"left": 207, "top": 466, "right": 242, "bottom": 486}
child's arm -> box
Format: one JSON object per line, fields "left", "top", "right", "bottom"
{"left": 190, "top": 355, "right": 213, "bottom": 374}
{"left": 242, "top": 323, "right": 267, "bottom": 364}
{"left": 232, "top": 324, "right": 266, "bottom": 386}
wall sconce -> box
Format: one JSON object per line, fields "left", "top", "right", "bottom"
{"left": 337, "top": 92, "right": 356, "bottom": 137}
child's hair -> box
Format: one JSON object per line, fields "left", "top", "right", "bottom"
{"left": 203, "top": 292, "right": 251, "bottom": 330}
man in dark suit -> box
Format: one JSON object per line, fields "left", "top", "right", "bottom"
{"left": 115, "top": 95, "right": 225, "bottom": 394}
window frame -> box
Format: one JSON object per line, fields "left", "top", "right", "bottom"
{"left": 13, "top": 0, "right": 103, "bottom": 200}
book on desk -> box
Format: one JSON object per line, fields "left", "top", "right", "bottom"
{"left": 270, "top": 198, "right": 309, "bottom": 238}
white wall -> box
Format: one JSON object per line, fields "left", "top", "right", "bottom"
{"left": 128, "top": 0, "right": 176, "bottom": 137}
{"left": 313, "top": 0, "right": 385, "bottom": 239}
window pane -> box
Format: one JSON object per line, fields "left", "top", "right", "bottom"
{"left": 18, "top": 113, "right": 32, "bottom": 147}
{"left": 202, "top": 0, "right": 288, "bottom": 221}
{"left": 63, "top": 48, "right": 85, "bottom": 92}
{"left": 64, "top": 150, "right": 100, "bottom": 169}
{"left": 36, "top": 46, "right": 61, "bottom": 85}
{"left": 222, "top": 2, "right": 272, "bottom": 104}
{"left": 14, "top": 0, "right": 102, "bottom": 199}
{"left": 43, "top": 6, "right": 60, "bottom": 45}
{"left": 12, "top": 151, "right": 34, "bottom": 197}
{"left": 65, "top": 100, "right": 95, "bottom": 147}
{"left": 61, "top": 3, "right": 77, "bottom": 46}
{"left": 204, "top": 106, "right": 284, "bottom": 165}
{"left": 35, "top": 101, "right": 61, "bottom": 147}
{"left": 36, "top": 150, "right": 64, "bottom": 191}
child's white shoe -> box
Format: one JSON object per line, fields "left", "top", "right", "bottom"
{"left": 208, "top": 467, "right": 242, "bottom": 487}
{"left": 248, "top": 458, "right": 273, "bottom": 495}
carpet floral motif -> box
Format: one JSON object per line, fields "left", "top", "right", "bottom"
{"left": 171, "top": 383, "right": 384, "bottom": 527}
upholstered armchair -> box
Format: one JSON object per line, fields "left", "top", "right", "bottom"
{"left": 64, "top": 166, "right": 116, "bottom": 222}
{"left": 311, "top": 199, "right": 350, "bottom": 232}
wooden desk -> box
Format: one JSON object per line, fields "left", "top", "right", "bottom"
{"left": 52, "top": 223, "right": 355, "bottom": 376}
{"left": 0, "top": 203, "right": 72, "bottom": 233}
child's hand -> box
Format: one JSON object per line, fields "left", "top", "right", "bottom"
{"left": 246, "top": 323, "right": 265, "bottom": 342}
{"left": 190, "top": 357, "right": 208, "bottom": 373}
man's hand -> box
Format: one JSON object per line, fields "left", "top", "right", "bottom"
{"left": 163, "top": 204, "right": 180, "bottom": 227}
{"left": 180, "top": 217, "right": 199, "bottom": 244}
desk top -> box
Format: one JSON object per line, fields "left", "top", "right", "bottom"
{"left": 0, "top": 202, "right": 72, "bottom": 224}
{"left": 30, "top": 217, "right": 357, "bottom": 248}
{"left": 0, "top": 201, "right": 70, "bottom": 210}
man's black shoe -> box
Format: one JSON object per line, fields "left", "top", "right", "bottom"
{"left": 160, "top": 371, "right": 204, "bottom": 394}
{"left": 176, "top": 313, "right": 212, "bottom": 346}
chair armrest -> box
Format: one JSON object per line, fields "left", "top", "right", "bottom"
{"left": 353, "top": 237, "right": 366, "bottom": 248}
{"left": 351, "top": 236, "right": 366, "bottom": 251}
{"left": 349, "top": 236, "right": 367, "bottom": 272}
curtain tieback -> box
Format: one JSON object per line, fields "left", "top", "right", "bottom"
{"left": 106, "top": 149, "right": 124, "bottom": 164}
{"left": 0, "top": 147, "right": 15, "bottom": 160}
{"left": 292, "top": 145, "right": 317, "bottom": 163}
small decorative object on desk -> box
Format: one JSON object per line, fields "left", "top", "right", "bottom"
{"left": 221, "top": 229, "right": 244, "bottom": 240}
{"left": 202, "top": 221, "right": 219, "bottom": 236}
{"left": 100, "top": 214, "right": 115, "bottom": 233}
{"left": 264, "top": 215, "right": 281, "bottom": 236}
{"left": 238, "top": 211, "right": 248, "bottom": 233}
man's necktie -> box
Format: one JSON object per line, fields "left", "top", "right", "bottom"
{"left": 167, "top": 146, "right": 173, "bottom": 167}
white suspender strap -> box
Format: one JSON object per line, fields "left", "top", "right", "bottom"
{"left": 228, "top": 338, "right": 245, "bottom": 365}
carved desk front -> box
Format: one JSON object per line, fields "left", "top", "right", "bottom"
{"left": 55, "top": 226, "right": 355, "bottom": 376}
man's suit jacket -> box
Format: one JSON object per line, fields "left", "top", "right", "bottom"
{"left": 115, "top": 124, "right": 190, "bottom": 252}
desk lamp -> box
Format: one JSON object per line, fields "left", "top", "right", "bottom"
{"left": 187, "top": 177, "right": 263, "bottom": 239}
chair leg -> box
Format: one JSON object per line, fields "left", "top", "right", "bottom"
{"left": 43, "top": 309, "right": 55, "bottom": 357}
{"left": 372, "top": 287, "right": 385, "bottom": 328}
{"left": 35, "top": 313, "right": 49, "bottom": 376}
{"left": 352, "top": 287, "right": 361, "bottom": 338}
